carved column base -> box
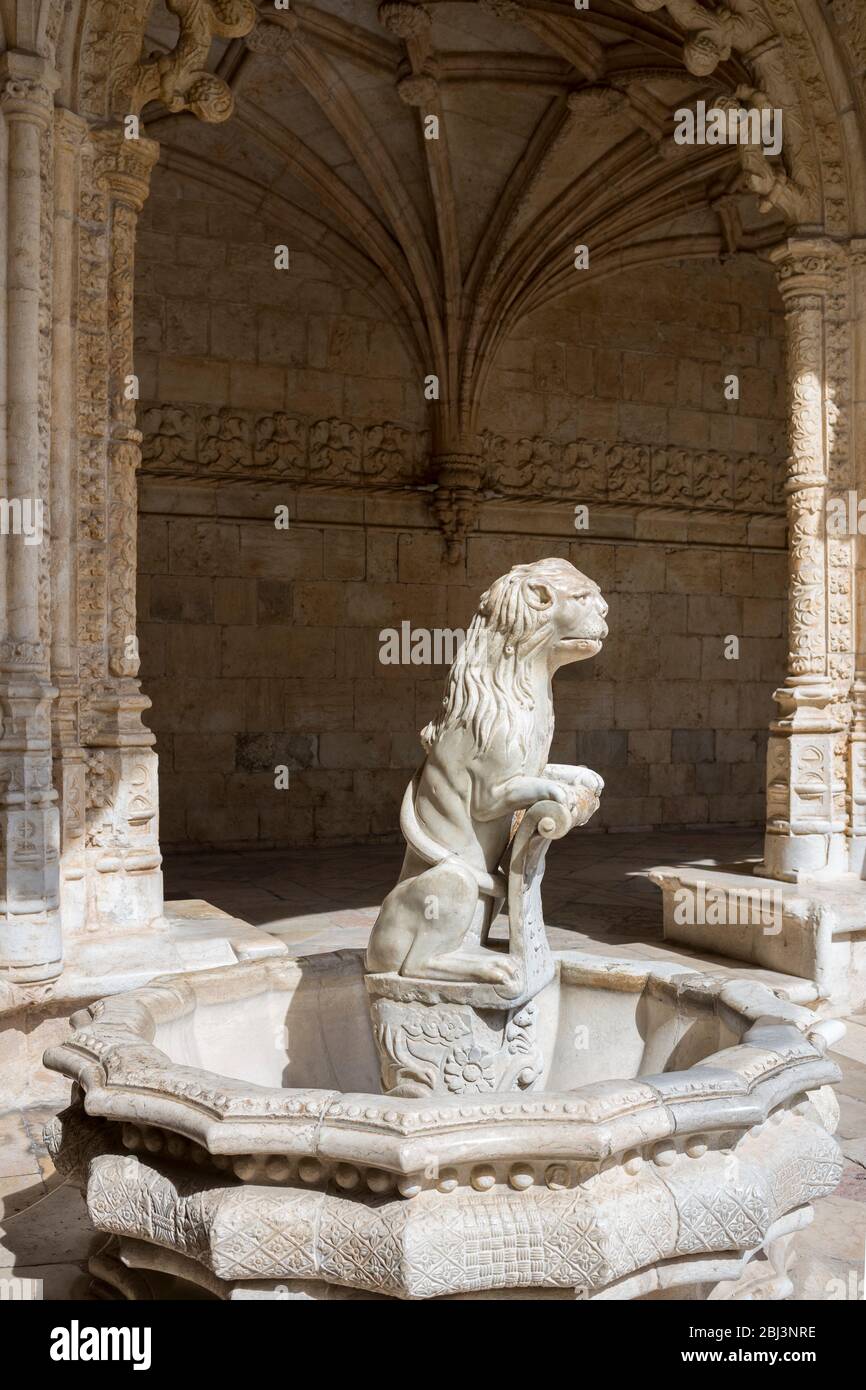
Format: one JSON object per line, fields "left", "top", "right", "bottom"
{"left": 52, "top": 680, "right": 88, "bottom": 935}
{"left": 763, "top": 683, "right": 847, "bottom": 882}
{"left": 0, "top": 676, "right": 62, "bottom": 982}
{"left": 83, "top": 685, "right": 162, "bottom": 933}
{"left": 0, "top": 801, "right": 62, "bottom": 983}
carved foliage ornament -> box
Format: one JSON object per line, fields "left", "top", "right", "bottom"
{"left": 139, "top": 404, "right": 784, "bottom": 516}
{"left": 377, "top": 3, "right": 433, "bottom": 40}
{"left": 628, "top": 0, "right": 819, "bottom": 226}
{"left": 114, "top": 0, "right": 257, "bottom": 122}
{"left": 631, "top": 0, "right": 765, "bottom": 77}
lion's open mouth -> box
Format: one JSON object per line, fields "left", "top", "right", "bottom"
{"left": 560, "top": 636, "right": 604, "bottom": 651}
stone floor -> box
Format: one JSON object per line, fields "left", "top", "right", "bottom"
{"left": 3, "top": 827, "right": 865, "bottom": 1300}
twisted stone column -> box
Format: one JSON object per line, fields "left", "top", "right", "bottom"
{"left": 763, "top": 239, "right": 847, "bottom": 882}
{"left": 0, "top": 54, "right": 62, "bottom": 984}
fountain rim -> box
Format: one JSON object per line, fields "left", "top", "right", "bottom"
{"left": 44, "top": 948, "right": 843, "bottom": 1172}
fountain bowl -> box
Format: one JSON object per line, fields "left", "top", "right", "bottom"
{"left": 44, "top": 947, "right": 844, "bottom": 1301}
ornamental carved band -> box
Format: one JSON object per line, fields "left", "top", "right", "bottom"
{"left": 114, "top": 0, "right": 257, "bottom": 123}
{"left": 139, "top": 403, "right": 784, "bottom": 515}
{"left": 770, "top": 242, "right": 838, "bottom": 682}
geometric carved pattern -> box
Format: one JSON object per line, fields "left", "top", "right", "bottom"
{"left": 675, "top": 1184, "right": 769, "bottom": 1254}
{"left": 212, "top": 1188, "right": 322, "bottom": 1282}
{"left": 79, "top": 1117, "right": 842, "bottom": 1299}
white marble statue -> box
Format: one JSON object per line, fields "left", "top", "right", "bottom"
{"left": 366, "top": 558, "right": 608, "bottom": 992}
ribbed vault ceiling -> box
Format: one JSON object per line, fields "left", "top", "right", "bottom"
{"left": 138, "top": 1, "right": 799, "bottom": 447}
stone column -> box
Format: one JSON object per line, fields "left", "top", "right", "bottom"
{"left": 51, "top": 110, "right": 89, "bottom": 933}
{"left": 763, "top": 238, "right": 848, "bottom": 882}
{"left": 79, "top": 128, "right": 163, "bottom": 934}
{"left": 0, "top": 53, "right": 62, "bottom": 984}
{"left": 848, "top": 241, "right": 866, "bottom": 874}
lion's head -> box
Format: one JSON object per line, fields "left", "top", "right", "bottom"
{"left": 421, "top": 558, "right": 607, "bottom": 758}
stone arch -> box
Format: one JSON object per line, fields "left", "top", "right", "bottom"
{"left": 3, "top": 0, "right": 866, "bottom": 1006}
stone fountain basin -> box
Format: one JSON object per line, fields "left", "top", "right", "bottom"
{"left": 45, "top": 949, "right": 845, "bottom": 1300}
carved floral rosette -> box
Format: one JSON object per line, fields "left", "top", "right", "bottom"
{"left": 43, "top": 950, "right": 844, "bottom": 1301}
{"left": 369, "top": 995, "right": 542, "bottom": 1097}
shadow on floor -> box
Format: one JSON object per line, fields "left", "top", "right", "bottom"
{"left": 163, "top": 826, "right": 764, "bottom": 958}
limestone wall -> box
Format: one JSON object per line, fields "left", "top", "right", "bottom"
{"left": 137, "top": 482, "right": 785, "bottom": 847}
{"left": 135, "top": 167, "right": 788, "bottom": 849}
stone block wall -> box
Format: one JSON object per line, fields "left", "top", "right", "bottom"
{"left": 134, "top": 164, "right": 788, "bottom": 849}
{"left": 478, "top": 257, "right": 786, "bottom": 460}
{"left": 138, "top": 484, "right": 785, "bottom": 848}
{"left": 135, "top": 170, "right": 426, "bottom": 431}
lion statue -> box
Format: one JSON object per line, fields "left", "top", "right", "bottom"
{"left": 366, "top": 557, "right": 608, "bottom": 990}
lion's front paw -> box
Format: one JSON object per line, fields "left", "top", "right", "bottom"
{"left": 473, "top": 954, "right": 521, "bottom": 992}
{"left": 487, "top": 955, "right": 522, "bottom": 995}
{"left": 528, "top": 778, "right": 572, "bottom": 808}
{"left": 573, "top": 766, "right": 604, "bottom": 796}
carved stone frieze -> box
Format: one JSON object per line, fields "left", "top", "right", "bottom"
{"left": 138, "top": 402, "right": 784, "bottom": 517}
{"left": 829, "top": 0, "right": 866, "bottom": 78}
{"left": 140, "top": 403, "right": 431, "bottom": 488}
{"left": 77, "top": 0, "right": 154, "bottom": 118}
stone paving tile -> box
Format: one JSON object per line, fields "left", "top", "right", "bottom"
{"left": 837, "top": 1093, "right": 866, "bottom": 1141}
{"left": 835, "top": 1161, "right": 866, "bottom": 1202}
{"left": 0, "top": 1111, "right": 41, "bottom": 1179}
{"left": 7, "top": 1262, "right": 93, "bottom": 1300}
{"left": 0, "top": 1170, "right": 100, "bottom": 1269}
{"left": 831, "top": 1019, "right": 866, "bottom": 1067}
{"left": 835, "top": 1059, "right": 866, "bottom": 1105}
{"left": 0, "top": 1174, "right": 47, "bottom": 1221}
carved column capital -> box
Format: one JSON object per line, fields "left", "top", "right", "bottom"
{"left": 92, "top": 129, "right": 160, "bottom": 212}
{"left": 848, "top": 237, "right": 866, "bottom": 269}
{"left": 0, "top": 52, "right": 60, "bottom": 128}
{"left": 769, "top": 237, "right": 843, "bottom": 303}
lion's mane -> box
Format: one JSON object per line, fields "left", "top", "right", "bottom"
{"left": 420, "top": 558, "right": 584, "bottom": 761}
